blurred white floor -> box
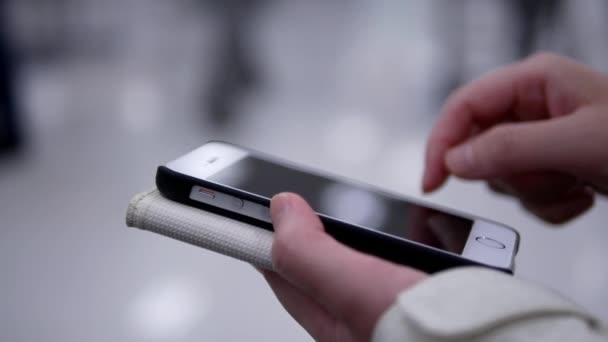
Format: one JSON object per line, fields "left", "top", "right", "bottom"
{"left": 1, "top": 1, "right": 607, "bottom": 341}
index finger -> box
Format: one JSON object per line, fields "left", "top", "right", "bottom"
{"left": 423, "top": 61, "right": 546, "bottom": 192}
{"left": 421, "top": 53, "right": 597, "bottom": 192}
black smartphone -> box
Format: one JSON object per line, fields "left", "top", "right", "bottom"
{"left": 156, "top": 141, "right": 519, "bottom": 274}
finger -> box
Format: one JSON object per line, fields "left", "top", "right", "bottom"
{"left": 263, "top": 270, "right": 348, "bottom": 342}
{"left": 423, "top": 61, "right": 540, "bottom": 192}
{"left": 522, "top": 187, "right": 595, "bottom": 224}
{"left": 444, "top": 109, "right": 608, "bottom": 180}
{"left": 270, "top": 193, "right": 426, "bottom": 339}
{"left": 423, "top": 53, "right": 591, "bottom": 192}
{"left": 487, "top": 172, "right": 582, "bottom": 203}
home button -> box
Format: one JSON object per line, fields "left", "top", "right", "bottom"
{"left": 475, "top": 236, "right": 506, "bottom": 249}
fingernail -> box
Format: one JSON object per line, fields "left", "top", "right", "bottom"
{"left": 445, "top": 143, "right": 474, "bottom": 174}
{"left": 271, "top": 193, "right": 291, "bottom": 228}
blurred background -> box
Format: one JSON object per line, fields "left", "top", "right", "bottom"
{"left": 1, "top": 0, "right": 607, "bottom": 341}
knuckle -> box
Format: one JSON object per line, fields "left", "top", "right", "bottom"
{"left": 526, "top": 52, "right": 562, "bottom": 67}
{"left": 525, "top": 52, "right": 572, "bottom": 77}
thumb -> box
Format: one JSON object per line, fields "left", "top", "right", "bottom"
{"left": 444, "top": 110, "right": 605, "bottom": 179}
{"left": 269, "top": 193, "right": 425, "bottom": 338}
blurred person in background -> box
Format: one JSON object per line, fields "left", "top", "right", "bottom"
{"left": 433, "top": 0, "right": 467, "bottom": 103}
{"left": 512, "top": 0, "right": 566, "bottom": 59}
{"left": 435, "top": 0, "right": 568, "bottom": 104}
{"left": 203, "top": 0, "right": 266, "bottom": 127}
{"left": 0, "top": 0, "right": 21, "bottom": 152}
{"left": 261, "top": 53, "right": 608, "bottom": 341}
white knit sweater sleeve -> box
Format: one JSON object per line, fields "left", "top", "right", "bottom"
{"left": 372, "top": 267, "right": 607, "bottom": 342}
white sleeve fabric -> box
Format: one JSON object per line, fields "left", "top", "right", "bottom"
{"left": 126, "top": 189, "right": 274, "bottom": 270}
{"left": 373, "top": 267, "right": 608, "bottom": 342}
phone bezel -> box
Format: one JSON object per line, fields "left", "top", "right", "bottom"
{"left": 158, "top": 141, "right": 519, "bottom": 274}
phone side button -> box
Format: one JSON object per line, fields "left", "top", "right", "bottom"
{"left": 231, "top": 197, "right": 245, "bottom": 209}
{"left": 193, "top": 186, "right": 216, "bottom": 200}
{"left": 475, "top": 236, "right": 506, "bottom": 249}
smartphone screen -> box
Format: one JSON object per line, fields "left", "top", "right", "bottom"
{"left": 207, "top": 156, "right": 474, "bottom": 254}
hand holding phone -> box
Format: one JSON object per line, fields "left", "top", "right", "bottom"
{"left": 264, "top": 192, "right": 427, "bottom": 342}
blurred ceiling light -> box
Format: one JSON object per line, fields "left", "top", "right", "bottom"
{"left": 120, "top": 78, "right": 163, "bottom": 133}
{"left": 382, "top": 138, "right": 426, "bottom": 193}
{"left": 24, "top": 70, "right": 69, "bottom": 130}
{"left": 125, "top": 277, "right": 209, "bottom": 341}
{"left": 323, "top": 112, "right": 383, "bottom": 165}
{"left": 571, "top": 242, "right": 608, "bottom": 302}
{"left": 320, "top": 183, "right": 386, "bottom": 229}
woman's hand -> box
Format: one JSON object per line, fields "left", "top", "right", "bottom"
{"left": 263, "top": 193, "right": 427, "bottom": 342}
{"left": 423, "top": 53, "right": 608, "bottom": 223}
